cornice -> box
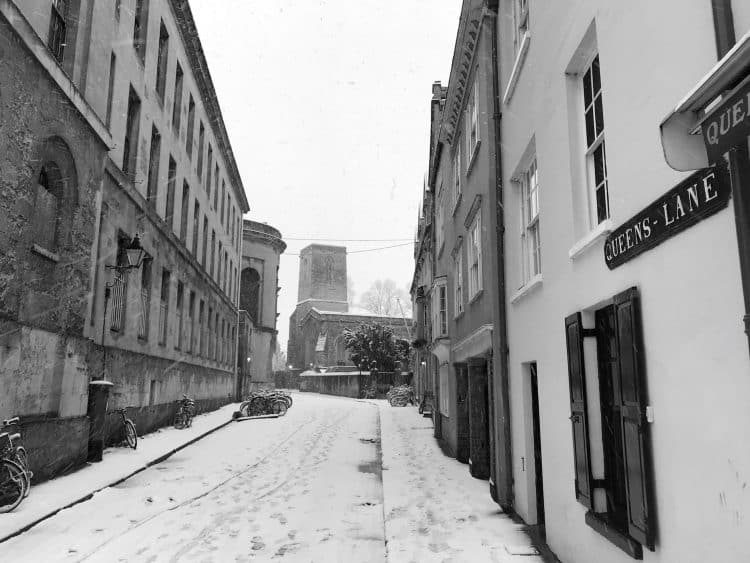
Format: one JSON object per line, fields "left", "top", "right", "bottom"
{"left": 439, "top": 1, "right": 488, "bottom": 147}
{"left": 169, "top": 0, "right": 249, "bottom": 213}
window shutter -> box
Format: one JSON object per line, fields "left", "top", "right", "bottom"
{"left": 565, "top": 312, "right": 593, "bottom": 508}
{"left": 614, "top": 287, "right": 654, "bottom": 550}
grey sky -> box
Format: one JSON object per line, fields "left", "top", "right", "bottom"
{"left": 190, "top": 1, "right": 461, "bottom": 349}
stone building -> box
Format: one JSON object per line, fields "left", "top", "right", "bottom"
{"left": 287, "top": 244, "right": 412, "bottom": 370}
{"left": 1, "top": 0, "right": 249, "bottom": 480}
{"left": 238, "top": 220, "right": 286, "bottom": 393}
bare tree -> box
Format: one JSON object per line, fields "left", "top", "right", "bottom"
{"left": 360, "top": 279, "right": 412, "bottom": 317}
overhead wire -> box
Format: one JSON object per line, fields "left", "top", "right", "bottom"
{"left": 283, "top": 241, "right": 413, "bottom": 256}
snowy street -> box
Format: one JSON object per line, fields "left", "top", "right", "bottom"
{"left": 2, "top": 393, "right": 540, "bottom": 562}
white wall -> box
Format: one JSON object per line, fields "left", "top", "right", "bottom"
{"left": 500, "top": 2, "right": 750, "bottom": 562}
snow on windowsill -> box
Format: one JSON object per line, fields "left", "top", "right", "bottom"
{"left": 502, "top": 32, "right": 531, "bottom": 105}
{"left": 510, "top": 274, "right": 542, "bottom": 304}
{"left": 568, "top": 219, "right": 613, "bottom": 260}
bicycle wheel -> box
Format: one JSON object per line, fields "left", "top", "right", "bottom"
{"left": 125, "top": 420, "right": 138, "bottom": 450}
{"left": 248, "top": 397, "right": 266, "bottom": 416}
{"left": 174, "top": 411, "right": 185, "bottom": 429}
{"left": 270, "top": 400, "right": 288, "bottom": 417}
{"left": 0, "top": 459, "right": 26, "bottom": 513}
{"left": 15, "top": 447, "right": 31, "bottom": 498}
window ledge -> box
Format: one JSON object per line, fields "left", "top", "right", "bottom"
{"left": 468, "top": 288, "right": 484, "bottom": 305}
{"left": 454, "top": 310, "right": 465, "bottom": 321}
{"left": 585, "top": 511, "right": 643, "bottom": 560}
{"left": 452, "top": 192, "right": 463, "bottom": 217}
{"left": 502, "top": 31, "right": 531, "bottom": 105}
{"left": 568, "top": 219, "right": 613, "bottom": 260}
{"left": 510, "top": 274, "right": 543, "bottom": 304}
{"left": 466, "top": 141, "right": 481, "bottom": 176}
{"left": 31, "top": 244, "right": 60, "bottom": 263}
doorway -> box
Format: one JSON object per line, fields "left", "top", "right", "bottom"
{"left": 529, "top": 362, "right": 545, "bottom": 529}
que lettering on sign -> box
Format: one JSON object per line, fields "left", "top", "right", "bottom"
{"left": 604, "top": 163, "right": 730, "bottom": 269}
{"left": 702, "top": 75, "right": 750, "bottom": 162}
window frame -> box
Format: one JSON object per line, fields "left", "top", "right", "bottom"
{"left": 518, "top": 157, "right": 541, "bottom": 286}
{"left": 468, "top": 212, "right": 483, "bottom": 298}
{"left": 465, "top": 75, "right": 480, "bottom": 169}
{"left": 581, "top": 53, "right": 609, "bottom": 226}
{"left": 432, "top": 278, "right": 448, "bottom": 338}
{"left": 48, "top": 0, "right": 68, "bottom": 63}
{"left": 452, "top": 143, "right": 462, "bottom": 214}
{"left": 453, "top": 247, "right": 464, "bottom": 318}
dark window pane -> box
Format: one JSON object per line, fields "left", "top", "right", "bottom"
{"left": 596, "top": 183, "right": 609, "bottom": 223}
{"left": 583, "top": 68, "right": 592, "bottom": 109}
{"left": 594, "top": 94, "right": 604, "bottom": 138}
{"left": 594, "top": 143, "right": 606, "bottom": 186}
{"left": 592, "top": 55, "right": 601, "bottom": 96}
{"left": 585, "top": 109, "right": 595, "bottom": 147}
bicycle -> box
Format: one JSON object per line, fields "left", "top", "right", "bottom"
{"left": 174, "top": 395, "right": 195, "bottom": 429}
{"left": 239, "top": 390, "right": 291, "bottom": 417}
{"left": 1, "top": 417, "right": 31, "bottom": 498}
{"left": 115, "top": 408, "right": 137, "bottom": 449}
{"left": 0, "top": 432, "right": 27, "bottom": 513}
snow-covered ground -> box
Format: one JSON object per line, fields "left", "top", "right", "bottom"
{"left": 377, "top": 400, "right": 542, "bottom": 562}
{"left": 1, "top": 393, "right": 542, "bottom": 562}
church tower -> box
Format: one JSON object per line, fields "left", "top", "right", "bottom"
{"left": 287, "top": 245, "right": 348, "bottom": 369}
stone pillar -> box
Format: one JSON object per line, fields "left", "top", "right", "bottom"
{"left": 467, "top": 357, "right": 490, "bottom": 479}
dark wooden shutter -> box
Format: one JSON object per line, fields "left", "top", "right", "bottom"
{"left": 614, "top": 287, "right": 654, "bottom": 550}
{"left": 565, "top": 312, "right": 593, "bottom": 508}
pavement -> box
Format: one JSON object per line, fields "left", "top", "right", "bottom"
{"left": 0, "top": 392, "right": 543, "bottom": 562}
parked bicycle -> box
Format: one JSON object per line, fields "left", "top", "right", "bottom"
{"left": 0, "top": 423, "right": 28, "bottom": 512}
{"left": 115, "top": 408, "right": 137, "bottom": 449}
{"left": 2, "top": 418, "right": 31, "bottom": 498}
{"left": 174, "top": 394, "right": 196, "bottom": 429}
{"left": 238, "top": 390, "right": 292, "bottom": 418}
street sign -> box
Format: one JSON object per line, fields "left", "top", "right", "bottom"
{"left": 702, "top": 74, "right": 750, "bottom": 163}
{"left": 604, "top": 162, "right": 731, "bottom": 269}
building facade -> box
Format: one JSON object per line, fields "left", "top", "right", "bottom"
{"left": 239, "top": 220, "right": 286, "bottom": 392}
{"left": 416, "top": 1, "right": 750, "bottom": 561}
{"left": 1, "top": 0, "right": 250, "bottom": 479}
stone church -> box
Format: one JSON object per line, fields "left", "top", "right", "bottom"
{"left": 287, "top": 245, "right": 412, "bottom": 369}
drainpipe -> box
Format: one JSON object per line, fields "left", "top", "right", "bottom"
{"left": 711, "top": 0, "right": 750, "bottom": 355}
{"left": 486, "top": 0, "right": 513, "bottom": 510}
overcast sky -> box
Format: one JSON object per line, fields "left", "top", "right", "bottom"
{"left": 190, "top": 1, "right": 461, "bottom": 350}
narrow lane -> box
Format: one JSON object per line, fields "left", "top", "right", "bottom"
{"left": 2, "top": 395, "right": 385, "bottom": 563}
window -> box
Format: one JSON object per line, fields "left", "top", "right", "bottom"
{"left": 186, "top": 292, "right": 194, "bottom": 353}
{"left": 106, "top": 53, "right": 116, "bottom": 128}
{"left": 48, "top": 0, "right": 68, "bottom": 63}
{"left": 123, "top": 87, "right": 141, "bottom": 176}
{"left": 198, "top": 300, "right": 205, "bottom": 356}
{"left": 155, "top": 22, "right": 169, "bottom": 102}
{"left": 172, "top": 62, "right": 183, "bottom": 133}
{"left": 220, "top": 181, "right": 226, "bottom": 225}
{"left": 186, "top": 95, "right": 195, "bottom": 157}
{"left": 32, "top": 166, "right": 62, "bottom": 251}
{"left": 210, "top": 230, "right": 216, "bottom": 277}
{"left": 180, "top": 181, "right": 189, "bottom": 243}
{"left": 115, "top": 0, "right": 121, "bottom": 20}
{"left": 514, "top": 0, "right": 529, "bottom": 52}
{"left": 175, "top": 282, "right": 184, "bottom": 350}
{"left": 453, "top": 248, "right": 463, "bottom": 317}
{"left": 466, "top": 76, "right": 480, "bottom": 164}
{"left": 206, "top": 146, "right": 213, "bottom": 198}
{"left": 146, "top": 125, "right": 161, "bottom": 207}
{"left": 432, "top": 279, "right": 448, "bottom": 338}
{"left": 159, "top": 269, "right": 170, "bottom": 345}
{"left": 197, "top": 122, "right": 205, "bottom": 179}
{"left": 583, "top": 54, "right": 609, "bottom": 225}
{"left": 138, "top": 258, "right": 151, "bottom": 339}
{"left": 133, "top": 0, "right": 148, "bottom": 62}
{"left": 202, "top": 216, "right": 208, "bottom": 267}
{"left": 213, "top": 166, "right": 219, "bottom": 209}
{"left": 565, "top": 288, "right": 654, "bottom": 557}
{"left": 439, "top": 365, "right": 450, "bottom": 416}
{"left": 218, "top": 242, "right": 223, "bottom": 285}
{"left": 192, "top": 201, "right": 200, "bottom": 255}
{"left": 468, "top": 212, "right": 483, "bottom": 298}
{"left": 165, "top": 156, "right": 177, "bottom": 228}
{"left": 109, "top": 236, "right": 129, "bottom": 332}
{"left": 208, "top": 307, "right": 214, "bottom": 359}
{"left": 436, "top": 187, "right": 445, "bottom": 253}
{"left": 452, "top": 144, "right": 462, "bottom": 211}
{"left": 519, "top": 158, "right": 541, "bottom": 285}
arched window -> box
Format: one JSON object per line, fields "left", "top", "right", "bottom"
{"left": 30, "top": 137, "right": 78, "bottom": 254}
{"left": 240, "top": 267, "right": 261, "bottom": 323}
